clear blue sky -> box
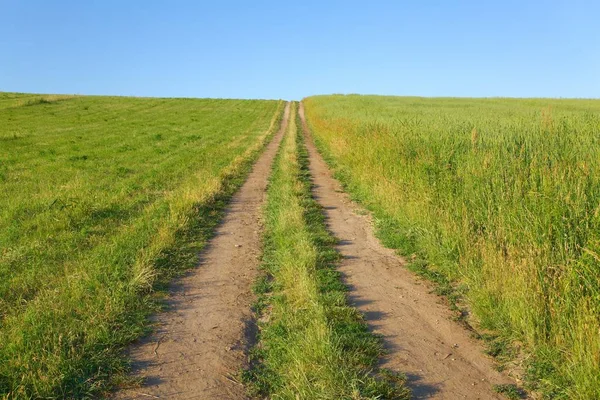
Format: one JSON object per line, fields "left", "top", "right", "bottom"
{"left": 2, "top": 0, "right": 599, "bottom": 100}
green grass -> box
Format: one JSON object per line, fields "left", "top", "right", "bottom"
{"left": 243, "top": 102, "right": 410, "bottom": 399}
{"left": 494, "top": 384, "right": 526, "bottom": 399}
{"left": 0, "top": 92, "right": 284, "bottom": 399}
{"left": 304, "top": 95, "right": 600, "bottom": 399}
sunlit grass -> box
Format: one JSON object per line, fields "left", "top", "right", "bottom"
{"left": 304, "top": 94, "right": 600, "bottom": 399}
{"left": 0, "top": 92, "right": 283, "bottom": 398}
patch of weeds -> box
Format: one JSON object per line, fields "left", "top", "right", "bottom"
{"left": 115, "top": 167, "right": 134, "bottom": 177}
{"left": 69, "top": 154, "right": 89, "bottom": 162}
{"left": 371, "top": 368, "right": 410, "bottom": 396}
{"left": 25, "top": 97, "right": 55, "bottom": 106}
{"left": 493, "top": 384, "right": 525, "bottom": 399}
{"left": 481, "top": 334, "right": 517, "bottom": 366}
{"left": 0, "top": 132, "right": 24, "bottom": 141}
{"left": 524, "top": 347, "right": 570, "bottom": 399}
{"left": 252, "top": 275, "right": 272, "bottom": 315}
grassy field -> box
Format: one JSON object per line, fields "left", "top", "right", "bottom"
{"left": 244, "top": 102, "right": 410, "bottom": 399}
{"left": 0, "top": 92, "right": 283, "bottom": 399}
{"left": 304, "top": 95, "right": 600, "bottom": 399}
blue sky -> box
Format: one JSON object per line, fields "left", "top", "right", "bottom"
{"left": 2, "top": 0, "right": 599, "bottom": 100}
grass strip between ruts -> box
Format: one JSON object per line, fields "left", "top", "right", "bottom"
{"left": 243, "top": 102, "right": 410, "bottom": 399}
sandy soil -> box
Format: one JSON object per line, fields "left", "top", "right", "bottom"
{"left": 299, "top": 103, "right": 517, "bottom": 400}
{"left": 115, "top": 103, "right": 290, "bottom": 400}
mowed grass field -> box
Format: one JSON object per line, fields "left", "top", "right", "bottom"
{"left": 304, "top": 95, "right": 600, "bottom": 399}
{"left": 0, "top": 92, "right": 283, "bottom": 398}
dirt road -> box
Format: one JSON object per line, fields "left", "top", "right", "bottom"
{"left": 299, "top": 103, "right": 515, "bottom": 399}
{"left": 116, "top": 103, "right": 290, "bottom": 400}
{"left": 116, "top": 101, "right": 516, "bottom": 400}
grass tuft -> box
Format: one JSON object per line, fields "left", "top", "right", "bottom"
{"left": 493, "top": 384, "right": 526, "bottom": 399}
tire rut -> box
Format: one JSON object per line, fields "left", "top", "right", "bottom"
{"left": 299, "top": 103, "right": 516, "bottom": 400}
{"left": 115, "top": 103, "right": 290, "bottom": 400}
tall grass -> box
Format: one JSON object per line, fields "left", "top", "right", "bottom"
{"left": 0, "top": 93, "right": 283, "bottom": 398}
{"left": 304, "top": 95, "right": 600, "bottom": 399}
{"left": 245, "top": 103, "right": 410, "bottom": 399}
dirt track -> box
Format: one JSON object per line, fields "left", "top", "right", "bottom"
{"left": 116, "top": 103, "right": 290, "bottom": 400}
{"left": 117, "top": 101, "right": 517, "bottom": 400}
{"left": 299, "top": 103, "right": 515, "bottom": 399}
